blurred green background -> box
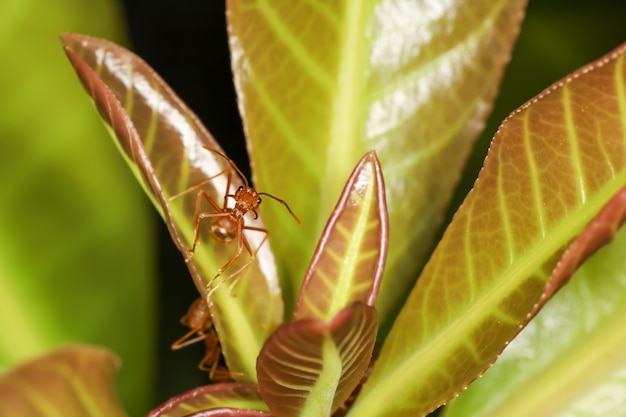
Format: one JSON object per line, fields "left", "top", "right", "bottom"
{"left": 0, "top": 1, "right": 155, "bottom": 416}
{"left": 0, "top": 0, "right": 624, "bottom": 415}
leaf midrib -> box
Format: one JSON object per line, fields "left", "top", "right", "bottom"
{"left": 354, "top": 176, "right": 626, "bottom": 414}
{"left": 322, "top": 2, "right": 372, "bottom": 226}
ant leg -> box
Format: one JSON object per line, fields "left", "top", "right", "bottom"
{"left": 219, "top": 226, "right": 269, "bottom": 296}
{"left": 197, "top": 328, "right": 223, "bottom": 379}
{"left": 172, "top": 298, "right": 212, "bottom": 349}
{"left": 229, "top": 226, "right": 269, "bottom": 292}
{"left": 171, "top": 326, "right": 208, "bottom": 350}
{"left": 167, "top": 169, "right": 232, "bottom": 202}
{"left": 199, "top": 340, "right": 244, "bottom": 381}
{"left": 199, "top": 342, "right": 222, "bottom": 380}
{"left": 207, "top": 221, "right": 247, "bottom": 294}
{"left": 187, "top": 192, "right": 231, "bottom": 261}
{"left": 244, "top": 225, "right": 270, "bottom": 259}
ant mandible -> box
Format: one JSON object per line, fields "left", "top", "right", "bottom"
{"left": 170, "top": 146, "right": 300, "bottom": 292}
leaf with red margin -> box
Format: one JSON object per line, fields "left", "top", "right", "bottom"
{"left": 352, "top": 42, "right": 626, "bottom": 416}
{"left": 254, "top": 151, "right": 385, "bottom": 416}
{"left": 294, "top": 151, "right": 388, "bottom": 321}
{"left": 255, "top": 151, "right": 386, "bottom": 416}
{"left": 60, "top": 33, "right": 283, "bottom": 380}
{"left": 183, "top": 410, "right": 271, "bottom": 417}
{"left": 0, "top": 345, "right": 127, "bottom": 417}
{"left": 148, "top": 383, "right": 268, "bottom": 417}
{"left": 442, "top": 186, "right": 626, "bottom": 416}
{"left": 227, "top": 0, "right": 528, "bottom": 321}
{"left": 532, "top": 185, "right": 626, "bottom": 313}
{"left": 257, "top": 302, "right": 378, "bottom": 417}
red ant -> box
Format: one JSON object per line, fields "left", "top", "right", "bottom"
{"left": 169, "top": 146, "right": 300, "bottom": 293}
{"left": 171, "top": 298, "right": 242, "bottom": 381}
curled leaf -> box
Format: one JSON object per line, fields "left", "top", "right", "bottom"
{"left": 353, "top": 41, "right": 626, "bottom": 417}
{"left": 257, "top": 302, "right": 378, "bottom": 417}
{"left": 0, "top": 345, "right": 126, "bottom": 417}
{"left": 228, "top": 0, "right": 528, "bottom": 321}
{"left": 532, "top": 184, "right": 626, "bottom": 312}
{"left": 148, "top": 382, "right": 267, "bottom": 417}
{"left": 60, "top": 33, "right": 283, "bottom": 379}
{"left": 183, "top": 410, "right": 271, "bottom": 417}
{"left": 443, "top": 205, "right": 626, "bottom": 416}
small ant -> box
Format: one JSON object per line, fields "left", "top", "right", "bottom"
{"left": 171, "top": 298, "right": 242, "bottom": 381}
{"left": 169, "top": 146, "right": 300, "bottom": 293}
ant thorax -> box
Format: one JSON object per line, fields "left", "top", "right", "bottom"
{"left": 178, "top": 146, "right": 300, "bottom": 291}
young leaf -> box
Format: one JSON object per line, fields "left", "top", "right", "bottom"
{"left": 295, "top": 151, "right": 388, "bottom": 321}
{"left": 352, "top": 42, "right": 626, "bottom": 416}
{"left": 256, "top": 152, "right": 385, "bottom": 417}
{"left": 0, "top": 345, "right": 127, "bottom": 417}
{"left": 60, "top": 33, "right": 283, "bottom": 380}
{"left": 183, "top": 411, "right": 270, "bottom": 417}
{"left": 227, "top": 0, "right": 527, "bottom": 320}
{"left": 257, "top": 302, "right": 378, "bottom": 417}
{"left": 148, "top": 383, "right": 267, "bottom": 417}
{"left": 443, "top": 198, "right": 626, "bottom": 416}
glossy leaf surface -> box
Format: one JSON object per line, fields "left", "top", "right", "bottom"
{"left": 0, "top": 2, "right": 153, "bottom": 415}
{"left": 148, "top": 383, "right": 267, "bottom": 417}
{"left": 352, "top": 42, "right": 626, "bottom": 416}
{"left": 0, "top": 345, "right": 127, "bottom": 417}
{"left": 295, "top": 151, "right": 387, "bottom": 321}
{"left": 228, "top": 0, "right": 527, "bottom": 319}
{"left": 61, "top": 33, "right": 283, "bottom": 379}
{"left": 442, "top": 194, "right": 626, "bottom": 416}
{"left": 185, "top": 411, "right": 270, "bottom": 417}
{"left": 257, "top": 302, "right": 378, "bottom": 417}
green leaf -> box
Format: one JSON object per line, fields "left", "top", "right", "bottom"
{"left": 255, "top": 152, "right": 385, "bottom": 416}
{"left": 257, "top": 302, "right": 378, "bottom": 417}
{"left": 0, "top": 345, "right": 127, "bottom": 417}
{"left": 184, "top": 411, "right": 270, "bottom": 417}
{"left": 148, "top": 383, "right": 268, "bottom": 417}
{"left": 0, "top": 1, "right": 153, "bottom": 415}
{"left": 442, "top": 192, "right": 626, "bottom": 416}
{"left": 227, "top": 0, "right": 527, "bottom": 320}
{"left": 295, "top": 151, "right": 387, "bottom": 321}
{"left": 60, "top": 33, "right": 284, "bottom": 380}
{"left": 351, "top": 41, "right": 626, "bottom": 417}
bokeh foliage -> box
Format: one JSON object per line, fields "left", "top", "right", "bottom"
{"left": 0, "top": 1, "right": 155, "bottom": 415}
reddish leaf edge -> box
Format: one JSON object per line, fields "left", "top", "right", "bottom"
{"left": 295, "top": 150, "right": 389, "bottom": 312}
{"left": 529, "top": 184, "right": 626, "bottom": 319}
{"left": 435, "top": 186, "right": 626, "bottom": 415}
{"left": 59, "top": 33, "right": 209, "bottom": 299}
{"left": 506, "top": 42, "right": 626, "bottom": 119}
{"left": 147, "top": 382, "right": 263, "bottom": 417}
{"left": 257, "top": 302, "right": 378, "bottom": 417}
{"left": 435, "top": 103, "right": 626, "bottom": 414}
{"left": 412, "top": 42, "right": 626, "bottom": 415}
{"left": 184, "top": 409, "right": 271, "bottom": 417}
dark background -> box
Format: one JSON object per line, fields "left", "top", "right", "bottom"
{"left": 121, "top": 0, "right": 246, "bottom": 401}
{"left": 119, "top": 0, "right": 626, "bottom": 410}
